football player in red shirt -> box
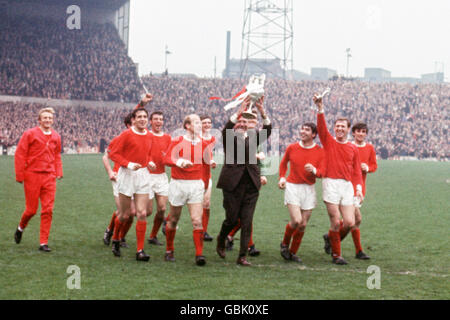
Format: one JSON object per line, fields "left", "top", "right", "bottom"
{"left": 108, "top": 107, "right": 156, "bottom": 262}
{"left": 200, "top": 115, "right": 216, "bottom": 242}
{"left": 163, "top": 114, "right": 213, "bottom": 266}
{"left": 278, "top": 123, "right": 324, "bottom": 263}
{"left": 350, "top": 122, "right": 377, "bottom": 259}
{"left": 14, "top": 107, "right": 63, "bottom": 252}
{"left": 146, "top": 111, "right": 172, "bottom": 246}
{"left": 102, "top": 113, "right": 136, "bottom": 247}
{"left": 313, "top": 94, "right": 364, "bottom": 265}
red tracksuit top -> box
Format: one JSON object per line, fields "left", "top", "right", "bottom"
{"left": 15, "top": 127, "right": 63, "bottom": 182}
{"left": 279, "top": 142, "right": 324, "bottom": 185}
{"left": 353, "top": 142, "right": 377, "bottom": 196}
{"left": 317, "top": 113, "right": 363, "bottom": 191}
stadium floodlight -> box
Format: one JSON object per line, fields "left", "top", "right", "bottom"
{"left": 346, "top": 48, "right": 352, "bottom": 78}
{"left": 240, "top": 0, "right": 294, "bottom": 80}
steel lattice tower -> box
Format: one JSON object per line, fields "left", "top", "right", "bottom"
{"left": 240, "top": 0, "right": 293, "bottom": 79}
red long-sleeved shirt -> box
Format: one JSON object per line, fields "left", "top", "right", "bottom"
{"left": 15, "top": 127, "right": 63, "bottom": 182}
{"left": 107, "top": 135, "right": 121, "bottom": 173}
{"left": 149, "top": 131, "right": 171, "bottom": 174}
{"left": 353, "top": 142, "right": 377, "bottom": 196}
{"left": 108, "top": 128, "right": 153, "bottom": 169}
{"left": 201, "top": 135, "right": 216, "bottom": 188}
{"left": 317, "top": 113, "right": 363, "bottom": 191}
{"left": 279, "top": 142, "right": 324, "bottom": 185}
{"left": 164, "top": 135, "right": 206, "bottom": 180}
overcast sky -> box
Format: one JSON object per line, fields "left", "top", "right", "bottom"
{"left": 128, "top": 0, "right": 450, "bottom": 80}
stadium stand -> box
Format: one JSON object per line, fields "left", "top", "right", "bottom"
{"left": 0, "top": 13, "right": 140, "bottom": 102}
{"left": 1, "top": 77, "right": 449, "bottom": 160}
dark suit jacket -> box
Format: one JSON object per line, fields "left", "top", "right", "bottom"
{"left": 217, "top": 119, "right": 272, "bottom": 192}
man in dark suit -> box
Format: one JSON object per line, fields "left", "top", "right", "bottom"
{"left": 216, "top": 96, "right": 272, "bottom": 266}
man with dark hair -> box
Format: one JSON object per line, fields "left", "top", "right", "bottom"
{"left": 350, "top": 122, "right": 377, "bottom": 259}
{"left": 108, "top": 107, "right": 156, "bottom": 261}
{"left": 199, "top": 115, "right": 216, "bottom": 242}
{"left": 102, "top": 112, "right": 135, "bottom": 247}
{"left": 216, "top": 96, "right": 272, "bottom": 266}
{"left": 313, "top": 94, "right": 364, "bottom": 265}
{"left": 146, "top": 111, "right": 171, "bottom": 246}
{"left": 278, "top": 122, "right": 324, "bottom": 263}
{"left": 102, "top": 95, "right": 153, "bottom": 247}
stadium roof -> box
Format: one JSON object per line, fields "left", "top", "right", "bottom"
{"left": 9, "top": 0, "right": 129, "bottom": 11}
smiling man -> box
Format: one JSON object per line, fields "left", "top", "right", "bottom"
{"left": 14, "top": 107, "right": 63, "bottom": 252}
{"left": 278, "top": 122, "right": 324, "bottom": 263}
{"left": 313, "top": 94, "right": 363, "bottom": 265}
{"left": 108, "top": 107, "right": 156, "bottom": 261}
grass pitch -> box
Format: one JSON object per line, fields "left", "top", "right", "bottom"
{"left": 0, "top": 155, "right": 448, "bottom": 300}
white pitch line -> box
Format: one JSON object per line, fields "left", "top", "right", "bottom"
{"left": 219, "top": 262, "right": 449, "bottom": 278}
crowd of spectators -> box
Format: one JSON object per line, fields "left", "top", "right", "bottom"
{"left": 0, "top": 14, "right": 141, "bottom": 102}
{"left": 1, "top": 77, "right": 449, "bottom": 160}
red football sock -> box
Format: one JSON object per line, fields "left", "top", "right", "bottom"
{"left": 282, "top": 223, "right": 296, "bottom": 246}
{"left": 289, "top": 230, "right": 304, "bottom": 255}
{"left": 229, "top": 220, "right": 241, "bottom": 237}
{"left": 193, "top": 229, "right": 204, "bottom": 256}
{"left": 202, "top": 208, "right": 210, "bottom": 233}
{"left": 135, "top": 220, "right": 147, "bottom": 252}
{"left": 120, "top": 216, "right": 134, "bottom": 239}
{"left": 351, "top": 228, "right": 363, "bottom": 253}
{"left": 329, "top": 230, "right": 341, "bottom": 258}
{"left": 339, "top": 220, "right": 349, "bottom": 241}
{"left": 112, "top": 217, "right": 123, "bottom": 241}
{"left": 149, "top": 215, "right": 164, "bottom": 239}
{"left": 107, "top": 211, "right": 117, "bottom": 231}
{"left": 39, "top": 211, "right": 53, "bottom": 245}
{"left": 165, "top": 226, "right": 176, "bottom": 252}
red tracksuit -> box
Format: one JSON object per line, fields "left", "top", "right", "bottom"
{"left": 15, "top": 127, "right": 63, "bottom": 245}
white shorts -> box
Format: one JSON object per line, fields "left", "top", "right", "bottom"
{"left": 112, "top": 180, "right": 119, "bottom": 198}
{"left": 354, "top": 196, "right": 362, "bottom": 208}
{"left": 148, "top": 173, "right": 169, "bottom": 199}
{"left": 117, "top": 167, "right": 150, "bottom": 197}
{"left": 322, "top": 178, "right": 354, "bottom": 206}
{"left": 284, "top": 182, "right": 316, "bottom": 210}
{"left": 168, "top": 179, "right": 204, "bottom": 206}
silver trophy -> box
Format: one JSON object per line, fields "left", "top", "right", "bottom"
{"left": 310, "top": 87, "right": 331, "bottom": 111}
{"left": 242, "top": 74, "right": 265, "bottom": 119}
{"left": 223, "top": 74, "right": 266, "bottom": 119}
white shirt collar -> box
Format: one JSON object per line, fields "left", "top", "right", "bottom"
{"left": 299, "top": 141, "right": 316, "bottom": 149}
{"left": 352, "top": 141, "right": 366, "bottom": 147}
{"left": 131, "top": 126, "right": 148, "bottom": 135}
{"left": 334, "top": 137, "right": 349, "bottom": 144}
{"left": 183, "top": 134, "right": 201, "bottom": 144}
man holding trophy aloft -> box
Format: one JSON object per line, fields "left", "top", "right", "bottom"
{"left": 215, "top": 74, "right": 272, "bottom": 266}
